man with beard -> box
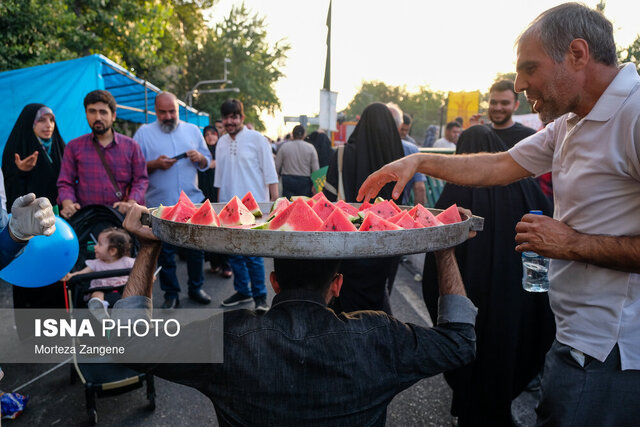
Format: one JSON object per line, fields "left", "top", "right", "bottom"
{"left": 133, "top": 92, "right": 212, "bottom": 308}
{"left": 358, "top": 3, "right": 640, "bottom": 425}
{"left": 470, "top": 80, "right": 537, "bottom": 148}
{"left": 215, "top": 99, "right": 278, "bottom": 312}
{"left": 57, "top": 90, "right": 148, "bottom": 218}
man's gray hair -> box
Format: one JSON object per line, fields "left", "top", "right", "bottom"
{"left": 517, "top": 2, "right": 617, "bottom": 66}
{"left": 386, "top": 103, "right": 403, "bottom": 127}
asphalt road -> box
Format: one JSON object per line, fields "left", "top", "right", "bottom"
{"left": 0, "top": 254, "right": 538, "bottom": 426}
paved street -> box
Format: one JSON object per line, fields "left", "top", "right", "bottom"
{"left": 0, "top": 254, "right": 538, "bottom": 426}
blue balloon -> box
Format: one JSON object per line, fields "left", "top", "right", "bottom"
{"left": 0, "top": 216, "right": 79, "bottom": 287}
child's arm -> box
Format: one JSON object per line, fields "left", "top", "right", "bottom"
{"left": 62, "top": 266, "right": 94, "bottom": 282}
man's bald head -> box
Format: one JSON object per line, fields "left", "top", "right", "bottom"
{"left": 155, "top": 92, "right": 179, "bottom": 133}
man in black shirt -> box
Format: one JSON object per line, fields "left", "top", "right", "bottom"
{"left": 471, "top": 80, "right": 537, "bottom": 148}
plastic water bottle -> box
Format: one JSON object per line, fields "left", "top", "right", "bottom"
{"left": 522, "top": 210, "right": 550, "bottom": 292}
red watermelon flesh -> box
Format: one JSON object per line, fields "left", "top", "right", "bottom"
{"left": 267, "top": 198, "right": 323, "bottom": 231}
{"left": 320, "top": 207, "right": 357, "bottom": 232}
{"left": 436, "top": 204, "right": 463, "bottom": 224}
{"left": 358, "top": 201, "right": 373, "bottom": 211}
{"left": 389, "top": 210, "right": 424, "bottom": 229}
{"left": 361, "top": 200, "right": 399, "bottom": 220}
{"left": 311, "top": 198, "right": 336, "bottom": 221}
{"left": 388, "top": 199, "right": 402, "bottom": 213}
{"left": 241, "top": 191, "right": 263, "bottom": 217}
{"left": 310, "top": 192, "right": 326, "bottom": 205}
{"left": 158, "top": 204, "right": 176, "bottom": 220}
{"left": 334, "top": 200, "right": 359, "bottom": 220}
{"left": 188, "top": 200, "right": 220, "bottom": 226}
{"left": 359, "top": 212, "right": 402, "bottom": 231}
{"left": 218, "top": 196, "right": 255, "bottom": 226}
{"left": 267, "top": 197, "right": 290, "bottom": 221}
{"left": 408, "top": 204, "right": 443, "bottom": 227}
{"left": 168, "top": 191, "right": 197, "bottom": 222}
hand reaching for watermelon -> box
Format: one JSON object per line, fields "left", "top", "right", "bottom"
{"left": 123, "top": 203, "right": 159, "bottom": 245}
{"left": 357, "top": 155, "right": 421, "bottom": 202}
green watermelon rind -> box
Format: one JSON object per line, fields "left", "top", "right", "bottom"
{"left": 241, "top": 192, "right": 263, "bottom": 218}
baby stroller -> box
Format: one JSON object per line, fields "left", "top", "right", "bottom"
{"left": 64, "top": 205, "right": 155, "bottom": 424}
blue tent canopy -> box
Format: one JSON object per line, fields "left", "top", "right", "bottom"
{"left": 0, "top": 54, "right": 209, "bottom": 155}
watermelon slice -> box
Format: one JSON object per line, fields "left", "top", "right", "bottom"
{"left": 267, "top": 197, "right": 291, "bottom": 221}
{"left": 389, "top": 210, "right": 424, "bottom": 229}
{"left": 320, "top": 207, "right": 357, "bottom": 232}
{"left": 187, "top": 200, "right": 220, "bottom": 226}
{"left": 408, "top": 204, "right": 443, "bottom": 227}
{"left": 267, "top": 198, "right": 323, "bottom": 231}
{"left": 358, "top": 201, "right": 374, "bottom": 211}
{"left": 168, "top": 191, "right": 197, "bottom": 222}
{"left": 158, "top": 204, "right": 176, "bottom": 220}
{"left": 311, "top": 196, "right": 336, "bottom": 221}
{"left": 388, "top": 199, "right": 402, "bottom": 213}
{"left": 241, "top": 192, "right": 263, "bottom": 217}
{"left": 334, "top": 200, "right": 359, "bottom": 220}
{"left": 218, "top": 196, "right": 255, "bottom": 226}
{"left": 309, "top": 192, "right": 326, "bottom": 205}
{"left": 436, "top": 204, "right": 463, "bottom": 224}
{"left": 359, "top": 200, "right": 399, "bottom": 220}
{"left": 359, "top": 212, "right": 402, "bottom": 231}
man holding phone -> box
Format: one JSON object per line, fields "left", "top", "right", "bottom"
{"left": 134, "top": 92, "right": 212, "bottom": 309}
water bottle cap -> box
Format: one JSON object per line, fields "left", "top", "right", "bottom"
{"left": 529, "top": 210, "right": 543, "bottom": 215}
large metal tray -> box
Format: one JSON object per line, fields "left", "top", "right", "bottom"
{"left": 147, "top": 202, "right": 484, "bottom": 259}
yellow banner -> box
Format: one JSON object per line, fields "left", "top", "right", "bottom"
{"left": 446, "top": 91, "right": 480, "bottom": 128}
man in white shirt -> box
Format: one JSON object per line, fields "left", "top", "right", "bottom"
{"left": 432, "top": 122, "right": 461, "bottom": 149}
{"left": 215, "top": 99, "right": 278, "bottom": 312}
{"left": 134, "top": 92, "right": 212, "bottom": 309}
{"left": 358, "top": 4, "right": 640, "bottom": 425}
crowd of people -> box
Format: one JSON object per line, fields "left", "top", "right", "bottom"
{"left": 2, "top": 2, "right": 639, "bottom": 426}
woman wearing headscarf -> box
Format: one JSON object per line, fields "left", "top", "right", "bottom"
{"left": 198, "top": 125, "right": 232, "bottom": 279}
{"left": 2, "top": 103, "right": 67, "bottom": 329}
{"left": 2, "top": 104, "right": 65, "bottom": 212}
{"left": 421, "top": 125, "right": 555, "bottom": 426}
{"left": 323, "top": 103, "right": 405, "bottom": 314}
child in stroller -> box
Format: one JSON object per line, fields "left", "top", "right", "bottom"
{"left": 63, "top": 227, "right": 134, "bottom": 320}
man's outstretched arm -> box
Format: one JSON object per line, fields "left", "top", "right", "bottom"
{"left": 357, "top": 151, "right": 531, "bottom": 202}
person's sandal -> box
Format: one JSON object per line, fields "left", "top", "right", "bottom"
{"left": 221, "top": 268, "right": 232, "bottom": 279}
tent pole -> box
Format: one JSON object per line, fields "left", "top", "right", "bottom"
{"left": 144, "top": 82, "right": 148, "bottom": 123}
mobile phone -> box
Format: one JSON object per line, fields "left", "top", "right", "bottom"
{"left": 172, "top": 152, "right": 187, "bottom": 160}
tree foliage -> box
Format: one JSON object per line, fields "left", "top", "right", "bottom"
{"left": 179, "top": 4, "right": 290, "bottom": 130}
{"left": 0, "top": 0, "right": 288, "bottom": 129}
{"left": 618, "top": 35, "right": 640, "bottom": 74}
{"left": 343, "top": 82, "right": 445, "bottom": 141}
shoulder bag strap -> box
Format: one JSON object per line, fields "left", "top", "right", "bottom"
{"left": 91, "top": 138, "right": 124, "bottom": 201}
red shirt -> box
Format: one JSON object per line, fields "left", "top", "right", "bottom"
{"left": 57, "top": 132, "right": 148, "bottom": 207}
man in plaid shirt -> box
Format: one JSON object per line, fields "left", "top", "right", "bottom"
{"left": 57, "top": 90, "right": 148, "bottom": 218}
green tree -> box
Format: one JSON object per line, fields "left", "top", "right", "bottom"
{"left": 618, "top": 35, "right": 640, "bottom": 74}
{"left": 180, "top": 3, "right": 290, "bottom": 130}
{"left": 343, "top": 81, "right": 445, "bottom": 141}
{"left": 0, "top": 0, "right": 78, "bottom": 71}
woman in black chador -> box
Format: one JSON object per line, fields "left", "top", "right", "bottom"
{"left": 422, "top": 125, "right": 555, "bottom": 426}
{"left": 323, "top": 103, "right": 405, "bottom": 314}
{"left": 2, "top": 104, "right": 67, "bottom": 325}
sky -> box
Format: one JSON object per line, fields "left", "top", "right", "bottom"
{"left": 206, "top": 0, "right": 640, "bottom": 138}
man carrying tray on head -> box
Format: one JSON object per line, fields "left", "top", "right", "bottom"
{"left": 358, "top": 4, "right": 640, "bottom": 425}
{"left": 110, "top": 203, "right": 477, "bottom": 426}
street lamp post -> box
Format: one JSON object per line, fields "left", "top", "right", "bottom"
{"left": 186, "top": 58, "right": 240, "bottom": 106}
